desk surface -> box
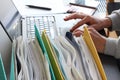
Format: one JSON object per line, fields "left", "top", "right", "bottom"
{"left": 100, "top": 54, "right": 120, "bottom": 80}
{"left": 12, "top": 0, "right": 99, "bottom": 16}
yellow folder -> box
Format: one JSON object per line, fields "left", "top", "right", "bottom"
{"left": 83, "top": 26, "right": 107, "bottom": 80}
{"left": 42, "top": 30, "right": 64, "bottom": 80}
{"left": 34, "top": 25, "right": 56, "bottom": 80}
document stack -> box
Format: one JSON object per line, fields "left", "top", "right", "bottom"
{"left": 0, "top": 25, "right": 107, "bottom": 80}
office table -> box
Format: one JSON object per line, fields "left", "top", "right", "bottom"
{"left": 100, "top": 54, "right": 120, "bottom": 80}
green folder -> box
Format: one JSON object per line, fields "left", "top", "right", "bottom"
{"left": 0, "top": 54, "right": 7, "bottom": 80}
{"left": 34, "top": 25, "right": 56, "bottom": 80}
{"left": 10, "top": 46, "right": 15, "bottom": 80}
{"left": 42, "top": 30, "right": 64, "bottom": 80}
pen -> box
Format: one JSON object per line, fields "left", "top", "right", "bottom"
{"left": 26, "top": 5, "right": 52, "bottom": 10}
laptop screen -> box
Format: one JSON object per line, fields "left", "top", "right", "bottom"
{"left": 0, "top": 0, "right": 22, "bottom": 39}
{"left": 0, "top": 21, "right": 12, "bottom": 79}
{"left": 0, "top": 0, "right": 18, "bottom": 28}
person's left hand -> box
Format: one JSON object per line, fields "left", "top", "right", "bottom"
{"left": 73, "top": 28, "right": 106, "bottom": 53}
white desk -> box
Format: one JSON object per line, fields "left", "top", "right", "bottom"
{"left": 12, "top": 0, "right": 68, "bottom": 16}
{"left": 12, "top": 0, "right": 99, "bottom": 16}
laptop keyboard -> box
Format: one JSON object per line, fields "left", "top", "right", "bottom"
{"left": 26, "top": 16, "right": 56, "bottom": 39}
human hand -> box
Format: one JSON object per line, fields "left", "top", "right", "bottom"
{"left": 64, "top": 12, "right": 112, "bottom": 32}
{"left": 73, "top": 28, "right": 106, "bottom": 53}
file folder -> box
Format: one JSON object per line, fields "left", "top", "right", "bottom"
{"left": 0, "top": 54, "right": 7, "bottom": 80}
{"left": 83, "top": 26, "right": 107, "bottom": 80}
{"left": 34, "top": 25, "right": 56, "bottom": 80}
{"left": 10, "top": 47, "right": 15, "bottom": 80}
{"left": 42, "top": 30, "right": 64, "bottom": 80}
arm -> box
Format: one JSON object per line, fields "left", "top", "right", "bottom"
{"left": 104, "top": 37, "right": 120, "bottom": 59}
{"left": 104, "top": 9, "right": 120, "bottom": 58}
{"left": 107, "top": 9, "right": 120, "bottom": 30}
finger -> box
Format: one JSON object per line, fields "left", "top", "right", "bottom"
{"left": 72, "top": 29, "right": 83, "bottom": 37}
{"left": 64, "top": 12, "right": 86, "bottom": 21}
{"left": 73, "top": 29, "right": 83, "bottom": 32}
{"left": 88, "top": 27, "right": 100, "bottom": 34}
{"left": 88, "top": 28, "right": 102, "bottom": 40}
{"left": 87, "top": 25, "right": 95, "bottom": 31}
{"left": 64, "top": 13, "right": 78, "bottom": 21}
{"left": 70, "top": 16, "right": 89, "bottom": 32}
{"left": 88, "top": 28, "right": 97, "bottom": 35}
{"left": 88, "top": 25, "right": 100, "bottom": 31}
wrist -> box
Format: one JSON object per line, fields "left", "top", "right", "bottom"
{"left": 102, "top": 18, "right": 112, "bottom": 28}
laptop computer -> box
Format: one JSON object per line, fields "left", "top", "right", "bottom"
{"left": 1, "top": 0, "right": 82, "bottom": 41}
{"left": 0, "top": 0, "right": 99, "bottom": 41}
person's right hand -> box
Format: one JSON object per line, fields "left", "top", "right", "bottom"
{"left": 64, "top": 12, "right": 112, "bottom": 32}
{"left": 72, "top": 27, "right": 106, "bottom": 53}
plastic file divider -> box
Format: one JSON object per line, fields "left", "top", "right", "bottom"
{"left": 10, "top": 46, "right": 15, "bottom": 80}
{"left": 0, "top": 54, "right": 7, "bottom": 80}
{"left": 42, "top": 30, "right": 64, "bottom": 80}
{"left": 83, "top": 26, "right": 107, "bottom": 80}
{"left": 34, "top": 25, "right": 56, "bottom": 80}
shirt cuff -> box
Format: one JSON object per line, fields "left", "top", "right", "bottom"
{"left": 108, "top": 13, "right": 120, "bottom": 30}
{"left": 104, "top": 38, "right": 117, "bottom": 57}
